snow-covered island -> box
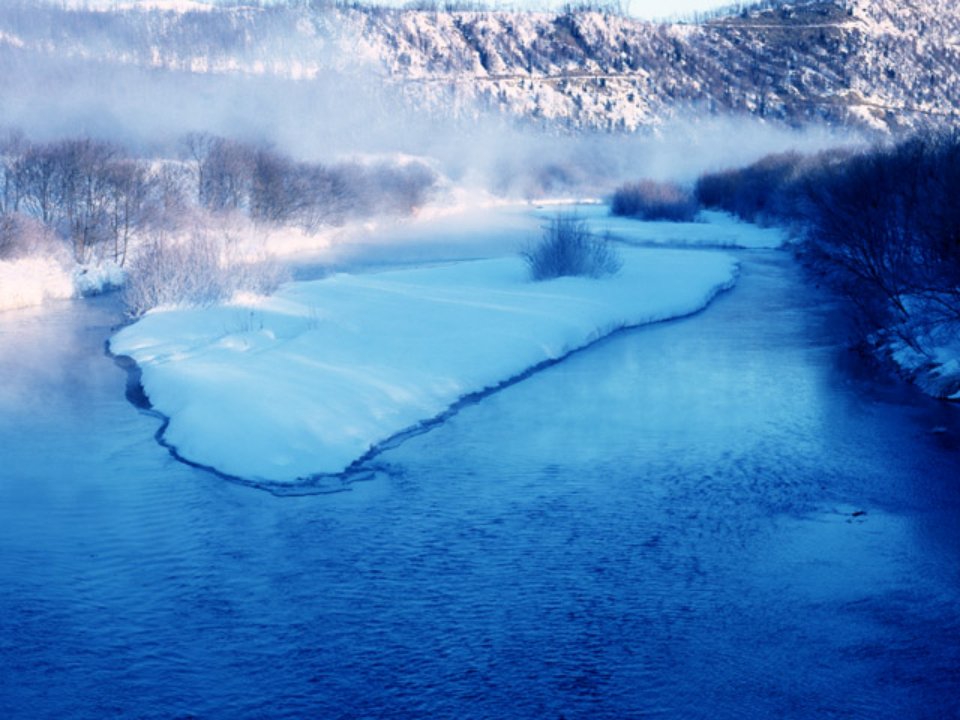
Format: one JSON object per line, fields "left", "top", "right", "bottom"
{"left": 111, "top": 242, "right": 737, "bottom": 485}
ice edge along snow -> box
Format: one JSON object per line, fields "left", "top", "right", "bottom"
{"left": 110, "top": 247, "right": 739, "bottom": 488}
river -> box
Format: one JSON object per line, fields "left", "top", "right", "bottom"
{"left": 1, "top": 250, "right": 958, "bottom": 719}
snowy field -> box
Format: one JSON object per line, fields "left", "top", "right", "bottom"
{"left": 111, "top": 245, "right": 738, "bottom": 484}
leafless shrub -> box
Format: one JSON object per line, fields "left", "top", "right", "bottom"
{"left": 122, "top": 228, "right": 287, "bottom": 317}
{"left": 522, "top": 215, "right": 622, "bottom": 281}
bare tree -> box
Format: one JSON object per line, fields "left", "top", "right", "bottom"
{"left": 52, "top": 139, "right": 120, "bottom": 263}
{"left": 16, "top": 142, "right": 61, "bottom": 226}
{"left": 250, "top": 147, "right": 299, "bottom": 224}
{"left": 0, "top": 129, "right": 28, "bottom": 216}
{"left": 181, "top": 131, "right": 217, "bottom": 206}
{"left": 200, "top": 137, "right": 256, "bottom": 212}
{"left": 105, "top": 159, "right": 155, "bottom": 267}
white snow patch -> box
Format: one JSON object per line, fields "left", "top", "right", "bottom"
{"left": 883, "top": 312, "right": 960, "bottom": 400}
{"left": 74, "top": 261, "right": 126, "bottom": 297}
{"left": 111, "top": 247, "right": 738, "bottom": 483}
{"left": 0, "top": 257, "right": 74, "bottom": 312}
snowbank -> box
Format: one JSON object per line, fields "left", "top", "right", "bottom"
{"left": 884, "top": 320, "right": 960, "bottom": 401}
{"left": 0, "top": 257, "right": 74, "bottom": 312}
{"left": 111, "top": 247, "right": 738, "bottom": 483}
{"left": 74, "top": 261, "right": 126, "bottom": 297}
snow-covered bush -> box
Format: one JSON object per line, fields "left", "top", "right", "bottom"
{"left": 122, "top": 230, "right": 287, "bottom": 316}
{"left": 73, "top": 261, "right": 126, "bottom": 297}
{"left": 523, "top": 215, "right": 622, "bottom": 281}
{"left": 611, "top": 180, "right": 698, "bottom": 222}
{"left": 0, "top": 212, "right": 77, "bottom": 310}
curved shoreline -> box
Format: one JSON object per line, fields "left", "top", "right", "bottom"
{"left": 106, "top": 272, "right": 737, "bottom": 495}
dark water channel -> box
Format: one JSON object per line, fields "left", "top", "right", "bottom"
{"left": 1, "top": 252, "right": 958, "bottom": 719}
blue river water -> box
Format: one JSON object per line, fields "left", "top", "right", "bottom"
{"left": 1, "top": 251, "right": 958, "bottom": 719}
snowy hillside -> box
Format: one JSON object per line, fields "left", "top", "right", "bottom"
{"left": 0, "top": 0, "right": 957, "bottom": 134}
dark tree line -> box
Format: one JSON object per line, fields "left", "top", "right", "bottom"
{"left": 802, "top": 134, "right": 960, "bottom": 330}
{"left": 0, "top": 130, "right": 437, "bottom": 265}
{"left": 0, "top": 132, "right": 175, "bottom": 264}
{"left": 694, "top": 150, "right": 814, "bottom": 224}
{"left": 610, "top": 179, "right": 698, "bottom": 222}
{"left": 182, "top": 132, "right": 436, "bottom": 230}
{"left": 695, "top": 131, "right": 960, "bottom": 334}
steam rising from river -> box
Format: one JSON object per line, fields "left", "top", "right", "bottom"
{"left": 0, "top": 38, "right": 859, "bottom": 198}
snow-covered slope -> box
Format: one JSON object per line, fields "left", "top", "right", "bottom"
{"left": 0, "top": 0, "right": 957, "bottom": 134}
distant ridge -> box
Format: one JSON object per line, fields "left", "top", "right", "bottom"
{"left": 0, "top": 0, "right": 957, "bottom": 134}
